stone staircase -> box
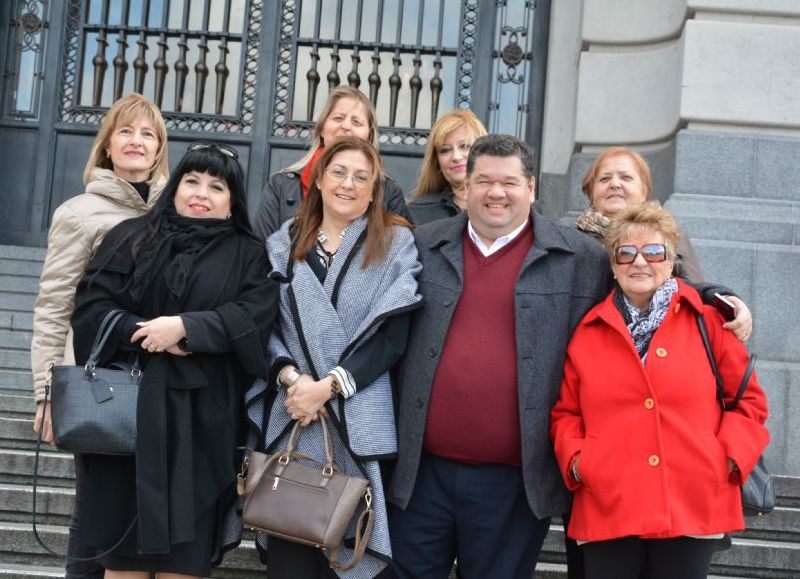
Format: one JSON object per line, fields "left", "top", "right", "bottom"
{"left": 0, "top": 244, "right": 798, "bottom": 578}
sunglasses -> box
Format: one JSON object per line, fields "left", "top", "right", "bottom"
{"left": 187, "top": 142, "right": 239, "bottom": 160}
{"left": 614, "top": 243, "right": 669, "bottom": 265}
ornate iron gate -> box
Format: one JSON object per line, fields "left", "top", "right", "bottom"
{"left": 0, "top": 0, "right": 549, "bottom": 246}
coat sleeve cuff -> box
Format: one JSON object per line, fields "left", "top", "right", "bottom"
{"left": 329, "top": 366, "right": 356, "bottom": 399}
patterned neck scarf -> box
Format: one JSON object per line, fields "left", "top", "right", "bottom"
{"left": 575, "top": 207, "right": 612, "bottom": 237}
{"left": 614, "top": 277, "right": 678, "bottom": 362}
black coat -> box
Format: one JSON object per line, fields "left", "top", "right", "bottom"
{"left": 407, "top": 187, "right": 461, "bottom": 225}
{"left": 253, "top": 169, "right": 411, "bottom": 242}
{"left": 71, "top": 219, "right": 278, "bottom": 554}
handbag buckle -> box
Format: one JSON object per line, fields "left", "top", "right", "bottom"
{"left": 278, "top": 453, "right": 290, "bottom": 465}
{"left": 322, "top": 465, "right": 334, "bottom": 477}
{"left": 365, "top": 487, "right": 372, "bottom": 508}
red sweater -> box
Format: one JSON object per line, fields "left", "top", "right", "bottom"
{"left": 423, "top": 221, "right": 533, "bottom": 466}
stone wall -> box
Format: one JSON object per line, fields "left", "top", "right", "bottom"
{"left": 538, "top": 0, "right": 800, "bottom": 475}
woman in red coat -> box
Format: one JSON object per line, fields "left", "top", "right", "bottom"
{"left": 550, "top": 202, "right": 769, "bottom": 579}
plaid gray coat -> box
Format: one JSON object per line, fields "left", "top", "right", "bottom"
{"left": 247, "top": 216, "right": 421, "bottom": 576}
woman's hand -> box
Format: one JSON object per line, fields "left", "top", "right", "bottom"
{"left": 131, "top": 316, "right": 186, "bottom": 353}
{"left": 33, "top": 401, "right": 54, "bottom": 444}
{"left": 723, "top": 296, "right": 752, "bottom": 342}
{"left": 284, "top": 375, "right": 332, "bottom": 427}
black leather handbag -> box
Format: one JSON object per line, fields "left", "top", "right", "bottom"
{"left": 697, "top": 313, "right": 775, "bottom": 517}
{"left": 49, "top": 309, "right": 140, "bottom": 455}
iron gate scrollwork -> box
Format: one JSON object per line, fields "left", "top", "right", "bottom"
{"left": 272, "top": 0, "right": 480, "bottom": 147}
{"left": 5, "top": 0, "right": 49, "bottom": 120}
{"left": 58, "top": 0, "right": 261, "bottom": 134}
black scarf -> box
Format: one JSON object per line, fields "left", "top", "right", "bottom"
{"left": 125, "top": 206, "right": 233, "bottom": 306}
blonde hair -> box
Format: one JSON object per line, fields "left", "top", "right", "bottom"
{"left": 581, "top": 146, "right": 653, "bottom": 203}
{"left": 604, "top": 202, "right": 680, "bottom": 260}
{"left": 82, "top": 93, "right": 169, "bottom": 185}
{"left": 414, "top": 109, "right": 487, "bottom": 197}
{"left": 286, "top": 86, "right": 379, "bottom": 173}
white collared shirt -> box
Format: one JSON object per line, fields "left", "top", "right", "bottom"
{"left": 467, "top": 219, "right": 530, "bottom": 257}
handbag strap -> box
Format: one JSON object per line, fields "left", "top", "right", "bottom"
{"left": 85, "top": 310, "right": 126, "bottom": 374}
{"left": 32, "top": 385, "right": 138, "bottom": 561}
{"left": 696, "top": 312, "right": 757, "bottom": 411}
{"left": 329, "top": 494, "right": 375, "bottom": 572}
{"left": 281, "top": 411, "right": 336, "bottom": 473}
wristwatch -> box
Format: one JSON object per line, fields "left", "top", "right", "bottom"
{"left": 282, "top": 367, "right": 301, "bottom": 388}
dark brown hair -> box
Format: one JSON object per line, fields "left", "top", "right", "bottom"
{"left": 291, "top": 137, "right": 410, "bottom": 268}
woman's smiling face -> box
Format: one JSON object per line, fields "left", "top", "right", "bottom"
{"left": 590, "top": 153, "right": 647, "bottom": 217}
{"left": 173, "top": 171, "right": 231, "bottom": 219}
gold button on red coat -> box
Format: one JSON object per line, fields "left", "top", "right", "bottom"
{"left": 648, "top": 455, "right": 660, "bottom": 467}
{"left": 644, "top": 398, "right": 655, "bottom": 409}
{"left": 674, "top": 303, "right": 681, "bottom": 314}
{"left": 655, "top": 347, "right": 667, "bottom": 358}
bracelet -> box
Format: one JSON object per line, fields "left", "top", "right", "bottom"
{"left": 329, "top": 376, "right": 342, "bottom": 400}
{"left": 282, "top": 367, "right": 301, "bottom": 388}
{"left": 570, "top": 454, "right": 581, "bottom": 483}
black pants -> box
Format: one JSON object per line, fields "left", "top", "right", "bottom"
{"left": 562, "top": 508, "right": 585, "bottom": 579}
{"left": 265, "top": 538, "right": 338, "bottom": 579}
{"left": 389, "top": 454, "right": 550, "bottom": 579}
{"left": 65, "top": 455, "right": 103, "bottom": 579}
{"left": 583, "top": 536, "right": 718, "bottom": 579}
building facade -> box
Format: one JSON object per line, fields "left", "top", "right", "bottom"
{"left": 1, "top": 0, "right": 797, "bottom": 476}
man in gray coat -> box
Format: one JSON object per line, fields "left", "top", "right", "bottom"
{"left": 388, "top": 134, "right": 611, "bottom": 579}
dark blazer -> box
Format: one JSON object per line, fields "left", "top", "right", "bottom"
{"left": 407, "top": 187, "right": 461, "bottom": 225}
{"left": 388, "top": 208, "right": 612, "bottom": 518}
{"left": 253, "top": 169, "right": 411, "bottom": 242}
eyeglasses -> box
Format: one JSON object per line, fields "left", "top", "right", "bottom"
{"left": 324, "top": 166, "right": 372, "bottom": 189}
{"left": 614, "top": 244, "right": 669, "bottom": 265}
{"left": 187, "top": 142, "right": 239, "bottom": 160}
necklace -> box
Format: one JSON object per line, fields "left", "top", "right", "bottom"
{"left": 316, "top": 227, "right": 348, "bottom": 269}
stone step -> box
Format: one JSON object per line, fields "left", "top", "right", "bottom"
{"left": 0, "top": 295, "right": 35, "bottom": 315}
{"left": 0, "top": 351, "right": 32, "bottom": 372}
{"left": 0, "top": 371, "right": 34, "bottom": 393}
{"left": 0, "top": 313, "right": 33, "bottom": 333}
{"left": 0, "top": 260, "right": 42, "bottom": 280}
{"left": 0, "top": 563, "right": 64, "bottom": 578}
{"left": 0, "top": 277, "right": 39, "bottom": 295}
{"left": 777, "top": 475, "right": 800, "bottom": 507}
{"left": 0, "top": 332, "right": 33, "bottom": 351}
{"left": 0, "top": 483, "right": 72, "bottom": 526}
{"left": 0, "top": 449, "right": 74, "bottom": 488}
{"left": 0, "top": 523, "right": 263, "bottom": 576}
{"left": 738, "top": 506, "right": 800, "bottom": 542}
{"left": 0, "top": 246, "right": 46, "bottom": 262}
{"left": 0, "top": 418, "right": 36, "bottom": 451}
{"left": 0, "top": 394, "right": 35, "bottom": 419}
{"left": 666, "top": 193, "right": 800, "bottom": 245}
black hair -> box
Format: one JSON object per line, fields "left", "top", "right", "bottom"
{"left": 148, "top": 144, "right": 251, "bottom": 235}
{"left": 466, "top": 134, "right": 536, "bottom": 180}
{"left": 88, "top": 144, "right": 254, "bottom": 284}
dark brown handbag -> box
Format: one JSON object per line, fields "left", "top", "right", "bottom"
{"left": 238, "top": 413, "right": 374, "bottom": 571}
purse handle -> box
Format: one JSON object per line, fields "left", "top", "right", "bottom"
{"left": 696, "top": 312, "right": 757, "bottom": 411}
{"left": 85, "top": 310, "right": 139, "bottom": 377}
{"left": 277, "top": 412, "right": 336, "bottom": 481}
